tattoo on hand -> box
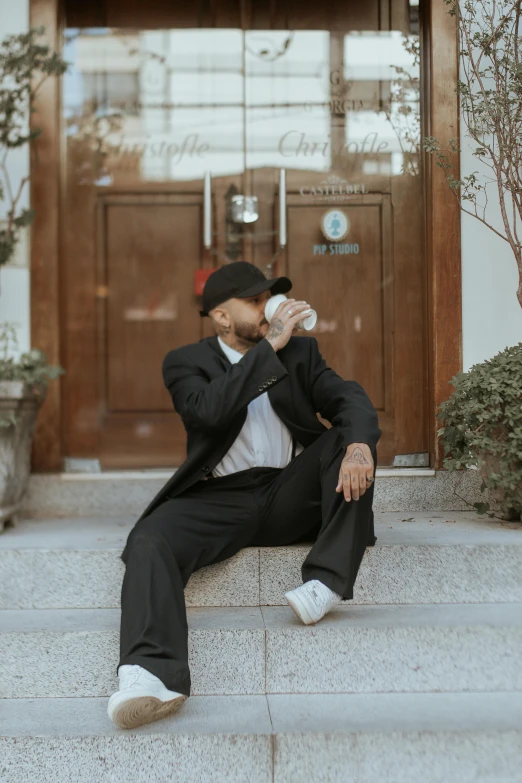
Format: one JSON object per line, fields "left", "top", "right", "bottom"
{"left": 345, "top": 447, "right": 370, "bottom": 466}
{"left": 266, "top": 318, "right": 284, "bottom": 341}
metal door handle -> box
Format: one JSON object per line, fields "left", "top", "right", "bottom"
{"left": 204, "top": 171, "right": 212, "bottom": 249}
{"left": 279, "top": 168, "right": 287, "bottom": 249}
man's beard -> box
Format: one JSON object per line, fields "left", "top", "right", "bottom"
{"left": 232, "top": 319, "right": 266, "bottom": 344}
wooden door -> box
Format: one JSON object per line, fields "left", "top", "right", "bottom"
{"left": 244, "top": 0, "right": 427, "bottom": 465}
{"left": 61, "top": 0, "right": 427, "bottom": 468}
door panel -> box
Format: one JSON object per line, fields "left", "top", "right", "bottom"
{"left": 285, "top": 199, "right": 388, "bottom": 409}
{"left": 284, "top": 195, "right": 396, "bottom": 464}
{"left": 97, "top": 195, "right": 201, "bottom": 467}
{"left": 103, "top": 200, "right": 201, "bottom": 411}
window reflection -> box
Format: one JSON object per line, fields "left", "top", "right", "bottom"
{"left": 246, "top": 31, "right": 331, "bottom": 172}
{"left": 63, "top": 25, "right": 420, "bottom": 183}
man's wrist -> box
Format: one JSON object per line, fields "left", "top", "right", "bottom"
{"left": 264, "top": 337, "right": 279, "bottom": 352}
{"left": 344, "top": 443, "right": 374, "bottom": 465}
{"left": 345, "top": 442, "right": 371, "bottom": 452}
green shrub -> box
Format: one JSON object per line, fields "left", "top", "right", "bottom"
{"left": 438, "top": 342, "right": 522, "bottom": 519}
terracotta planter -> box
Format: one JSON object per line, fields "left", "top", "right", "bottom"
{"left": 478, "top": 450, "right": 522, "bottom": 521}
{"left": 0, "top": 381, "right": 46, "bottom": 532}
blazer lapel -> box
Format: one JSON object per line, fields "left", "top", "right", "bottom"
{"left": 205, "top": 335, "right": 232, "bottom": 366}
{"left": 204, "top": 334, "right": 296, "bottom": 426}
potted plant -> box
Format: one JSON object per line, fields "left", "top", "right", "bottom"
{"left": 0, "top": 324, "right": 64, "bottom": 531}
{"left": 0, "top": 28, "right": 67, "bottom": 532}
{"left": 437, "top": 343, "right": 522, "bottom": 521}
{"left": 423, "top": 1, "right": 522, "bottom": 516}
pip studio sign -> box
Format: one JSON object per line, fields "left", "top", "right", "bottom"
{"left": 314, "top": 209, "right": 360, "bottom": 255}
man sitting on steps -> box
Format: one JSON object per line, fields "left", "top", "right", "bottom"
{"left": 108, "top": 260, "right": 381, "bottom": 730}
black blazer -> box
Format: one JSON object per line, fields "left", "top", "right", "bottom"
{"left": 137, "top": 334, "right": 381, "bottom": 522}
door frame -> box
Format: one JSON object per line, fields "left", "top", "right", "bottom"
{"left": 29, "top": 0, "right": 461, "bottom": 471}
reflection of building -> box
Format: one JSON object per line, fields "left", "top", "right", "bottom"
{"left": 64, "top": 27, "right": 421, "bottom": 183}
{"left": 1, "top": 0, "right": 521, "bottom": 476}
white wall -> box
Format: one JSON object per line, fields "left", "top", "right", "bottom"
{"left": 460, "top": 140, "right": 522, "bottom": 371}
{"left": 459, "top": 6, "right": 522, "bottom": 372}
{"left": 0, "top": 0, "right": 31, "bottom": 355}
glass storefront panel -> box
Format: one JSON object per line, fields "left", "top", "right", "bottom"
{"left": 61, "top": 0, "right": 426, "bottom": 469}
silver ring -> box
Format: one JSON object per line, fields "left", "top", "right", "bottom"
{"left": 289, "top": 309, "right": 293, "bottom": 315}
{"left": 366, "top": 476, "right": 375, "bottom": 484}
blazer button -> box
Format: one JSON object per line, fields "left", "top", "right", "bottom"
{"left": 202, "top": 465, "right": 210, "bottom": 473}
{"left": 258, "top": 385, "right": 263, "bottom": 391}
{"left": 271, "top": 376, "right": 277, "bottom": 381}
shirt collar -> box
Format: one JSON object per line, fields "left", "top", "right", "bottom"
{"left": 217, "top": 335, "right": 243, "bottom": 364}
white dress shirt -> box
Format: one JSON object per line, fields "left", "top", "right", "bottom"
{"left": 211, "top": 336, "right": 305, "bottom": 478}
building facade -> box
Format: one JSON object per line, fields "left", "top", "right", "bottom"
{"left": 1, "top": 0, "right": 521, "bottom": 473}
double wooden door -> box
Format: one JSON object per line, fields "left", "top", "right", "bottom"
{"left": 61, "top": 0, "right": 427, "bottom": 468}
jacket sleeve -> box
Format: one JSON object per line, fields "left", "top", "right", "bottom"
{"left": 162, "top": 338, "right": 289, "bottom": 430}
{"left": 308, "top": 336, "right": 382, "bottom": 450}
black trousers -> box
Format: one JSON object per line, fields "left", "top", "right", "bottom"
{"left": 118, "top": 426, "right": 377, "bottom": 696}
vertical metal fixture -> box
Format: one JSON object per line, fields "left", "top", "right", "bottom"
{"left": 203, "top": 171, "right": 212, "bottom": 249}
{"left": 279, "top": 168, "right": 287, "bottom": 248}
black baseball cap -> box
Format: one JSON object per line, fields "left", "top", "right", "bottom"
{"left": 199, "top": 261, "right": 292, "bottom": 317}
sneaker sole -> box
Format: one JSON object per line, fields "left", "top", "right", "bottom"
{"left": 285, "top": 590, "right": 316, "bottom": 625}
{"left": 108, "top": 692, "right": 187, "bottom": 729}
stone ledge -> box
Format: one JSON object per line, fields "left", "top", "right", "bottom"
{"left": 1, "top": 513, "right": 521, "bottom": 609}
{"left": 1, "top": 694, "right": 521, "bottom": 783}
{"left": 1, "top": 604, "right": 521, "bottom": 697}
{"left": 20, "top": 468, "right": 499, "bottom": 518}
{"left": 2, "top": 691, "right": 521, "bottom": 735}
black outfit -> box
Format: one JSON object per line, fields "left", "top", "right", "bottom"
{"left": 118, "top": 335, "right": 381, "bottom": 696}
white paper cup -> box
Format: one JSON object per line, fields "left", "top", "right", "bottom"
{"left": 264, "top": 294, "right": 288, "bottom": 323}
{"left": 300, "top": 308, "right": 317, "bottom": 330}
{"left": 264, "top": 294, "right": 317, "bottom": 331}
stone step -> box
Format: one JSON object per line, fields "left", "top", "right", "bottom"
{"left": 1, "top": 692, "right": 521, "bottom": 782}
{"left": 1, "top": 603, "right": 521, "bottom": 698}
{"left": 21, "top": 467, "right": 493, "bottom": 518}
{"left": 1, "top": 513, "right": 521, "bottom": 609}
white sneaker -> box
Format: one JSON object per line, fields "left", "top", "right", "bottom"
{"left": 285, "top": 579, "right": 342, "bottom": 625}
{"left": 107, "top": 664, "right": 187, "bottom": 729}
